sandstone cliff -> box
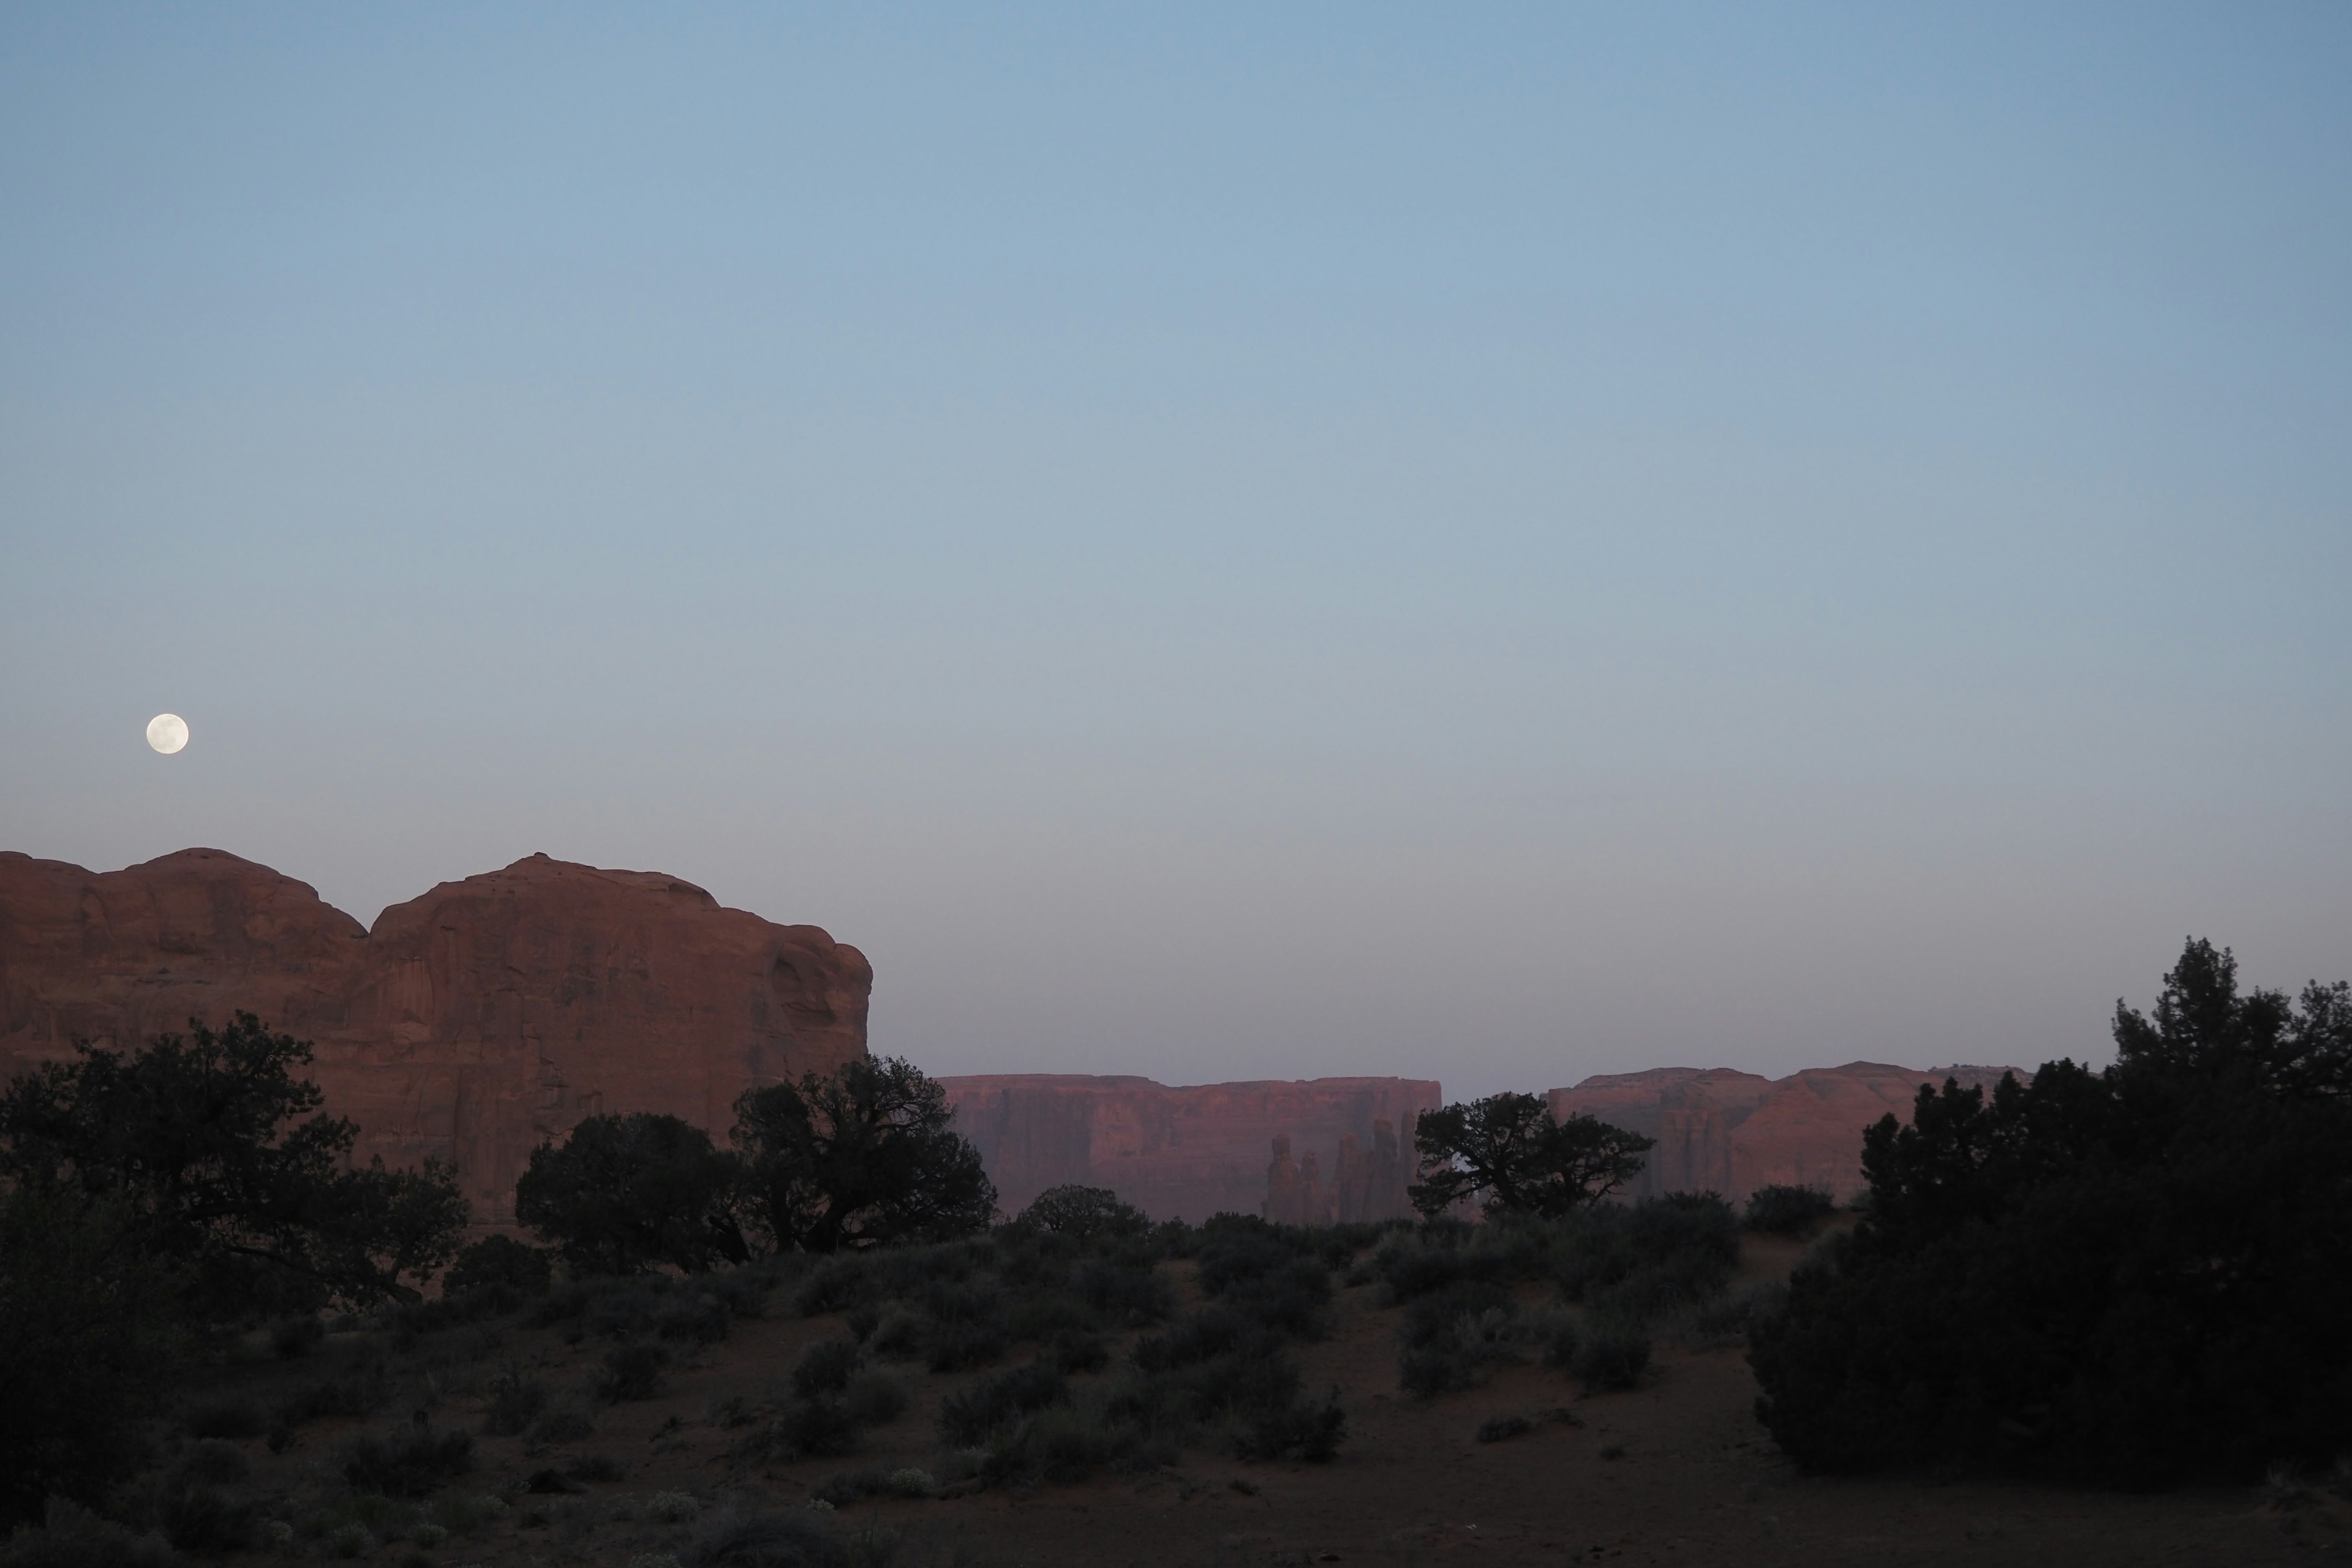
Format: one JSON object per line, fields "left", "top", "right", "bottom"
{"left": 0, "top": 848, "right": 870, "bottom": 1219}
{"left": 941, "top": 1074, "right": 1443, "bottom": 1223}
{"left": 1548, "top": 1061, "right": 2027, "bottom": 1204}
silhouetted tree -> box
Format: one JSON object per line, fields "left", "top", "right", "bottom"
{"left": 1749, "top": 939, "right": 2352, "bottom": 1486}
{"left": 1014, "top": 1183, "right": 1151, "bottom": 1242}
{"left": 732, "top": 1056, "right": 995, "bottom": 1253}
{"left": 513, "top": 1112, "right": 748, "bottom": 1275}
{"left": 0, "top": 1012, "right": 466, "bottom": 1316}
{"left": 1408, "top": 1092, "right": 1654, "bottom": 1219}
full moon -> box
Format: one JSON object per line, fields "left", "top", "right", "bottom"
{"left": 146, "top": 713, "right": 189, "bottom": 754}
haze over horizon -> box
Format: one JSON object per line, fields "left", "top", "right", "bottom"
{"left": 5, "top": 5, "right": 2348, "bottom": 1100}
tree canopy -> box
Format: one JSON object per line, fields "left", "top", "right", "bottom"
{"left": 1408, "top": 1092, "right": 1654, "bottom": 1219}
{"left": 512, "top": 1112, "right": 748, "bottom": 1276}
{"left": 732, "top": 1055, "right": 996, "bottom": 1253}
{"left": 1749, "top": 938, "right": 2352, "bottom": 1486}
{"left": 0, "top": 1012, "right": 466, "bottom": 1316}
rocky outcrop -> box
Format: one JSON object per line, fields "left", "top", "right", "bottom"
{"left": 0, "top": 848, "right": 870, "bottom": 1219}
{"left": 1548, "top": 1061, "right": 2027, "bottom": 1204}
{"left": 941, "top": 1075, "right": 1442, "bottom": 1223}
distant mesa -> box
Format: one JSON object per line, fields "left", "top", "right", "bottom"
{"left": 941, "top": 1074, "right": 1441, "bottom": 1224}
{"left": 0, "top": 846, "right": 2024, "bottom": 1227}
{"left": 1548, "top": 1061, "right": 2029, "bottom": 1205}
{"left": 0, "top": 848, "right": 869, "bottom": 1220}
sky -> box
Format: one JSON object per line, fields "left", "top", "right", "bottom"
{"left": 4, "top": 4, "right": 2348, "bottom": 1099}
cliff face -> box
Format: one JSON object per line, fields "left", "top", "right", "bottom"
{"left": 1548, "top": 1061, "right": 2026, "bottom": 1204}
{"left": 941, "top": 1074, "right": 1443, "bottom": 1224}
{"left": 0, "top": 849, "right": 870, "bottom": 1219}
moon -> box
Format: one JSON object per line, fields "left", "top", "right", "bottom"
{"left": 146, "top": 713, "right": 189, "bottom": 754}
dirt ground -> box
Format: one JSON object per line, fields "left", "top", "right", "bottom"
{"left": 187, "top": 1237, "right": 2346, "bottom": 1568}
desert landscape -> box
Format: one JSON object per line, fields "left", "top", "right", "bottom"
{"left": 108, "top": 1212, "right": 2339, "bottom": 1568}
{"left": 10, "top": 15, "right": 2351, "bottom": 1556}
{"left": 4, "top": 849, "right": 2345, "bottom": 1566}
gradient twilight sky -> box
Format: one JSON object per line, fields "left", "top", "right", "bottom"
{"left": 4, "top": 5, "right": 2348, "bottom": 1097}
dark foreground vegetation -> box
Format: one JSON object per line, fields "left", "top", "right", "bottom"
{"left": 1751, "top": 938, "right": 2352, "bottom": 1486}
{"left": 2, "top": 934, "right": 2342, "bottom": 1564}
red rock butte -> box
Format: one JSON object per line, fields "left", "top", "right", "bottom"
{"left": 0, "top": 848, "right": 870, "bottom": 1220}
{"left": 941, "top": 1074, "right": 1444, "bottom": 1223}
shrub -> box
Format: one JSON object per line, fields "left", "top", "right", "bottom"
{"left": 1072, "top": 1257, "right": 1174, "bottom": 1325}
{"left": 655, "top": 1293, "right": 732, "bottom": 1345}
{"left": 922, "top": 1319, "right": 1006, "bottom": 1374}
{"left": 1396, "top": 1281, "right": 1525, "bottom": 1398}
{"left": 793, "top": 1339, "right": 865, "bottom": 1400}
{"left": 597, "top": 1343, "right": 670, "bottom": 1403}
{"left": 812, "top": 1466, "right": 934, "bottom": 1506}
{"left": 483, "top": 1368, "right": 549, "bottom": 1434}
{"left": 277, "top": 1354, "right": 393, "bottom": 1426}
{"left": 865, "top": 1311, "right": 922, "bottom": 1360}
{"left": 794, "top": 1257, "right": 875, "bottom": 1318}
{"left": 1678, "top": 1279, "right": 1787, "bottom": 1351}
{"left": 1751, "top": 940, "right": 2352, "bottom": 1485}
{"left": 1743, "top": 1185, "right": 1836, "bottom": 1237}
{"left": 1046, "top": 1329, "right": 1108, "bottom": 1374}
{"left": 777, "top": 1399, "right": 859, "bottom": 1459}
{"left": 526, "top": 1402, "right": 595, "bottom": 1446}
{"left": 1016, "top": 1186, "right": 1149, "bottom": 1243}
{"left": 842, "top": 1371, "right": 909, "bottom": 1429}
{"left": 679, "top": 1503, "right": 850, "bottom": 1568}
{"left": 647, "top": 1491, "right": 702, "bottom": 1525}
{"left": 154, "top": 1483, "right": 261, "bottom": 1554}
{"left": 938, "top": 1360, "right": 1069, "bottom": 1447}
{"left": 173, "top": 1440, "right": 249, "bottom": 1487}
{"left": 341, "top": 1427, "right": 476, "bottom": 1496}
{"left": 978, "top": 1404, "right": 1168, "bottom": 1487}
{"left": 1570, "top": 1322, "right": 1652, "bottom": 1393}
{"left": 0, "top": 1500, "right": 178, "bottom": 1568}
{"left": 1398, "top": 1280, "right": 1512, "bottom": 1349}
{"left": 567, "top": 1453, "right": 627, "bottom": 1482}
{"left": 444, "top": 1235, "right": 554, "bottom": 1296}
{"left": 1235, "top": 1389, "right": 1345, "bottom": 1462}
{"left": 271, "top": 1313, "right": 326, "bottom": 1359}
{"left": 183, "top": 1398, "right": 267, "bottom": 1441}
{"left": 424, "top": 1493, "right": 508, "bottom": 1535}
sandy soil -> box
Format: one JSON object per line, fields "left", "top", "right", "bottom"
{"left": 185, "top": 1238, "right": 2345, "bottom": 1568}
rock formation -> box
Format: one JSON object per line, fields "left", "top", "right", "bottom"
{"left": 0, "top": 848, "right": 870, "bottom": 1219}
{"left": 941, "top": 1075, "right": 1441, "bottom": 1223}
{"left": 1548, "top": 1061, "right": 2027, "bottom": 1204}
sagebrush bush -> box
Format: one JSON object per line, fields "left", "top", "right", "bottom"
{"left": 341, "top": 1427, "right": 475, "bottom": 1496}
{"left": 793, "top": 1339, "right": 864, "bottom": 1399}
{"left": 526, "top": 1401, "right": 595, "bottom": 1446}
{"left": 939, "top": 1360, "right": 1069, "bottom": 1446}
{"left": 0, "top": 1500, "right": 177, "bottom": 1568}
{"left": 679, "top": 1502, "right": 856, "bottom": 1568}
{"left": 483, "top": 1368, "right": 549, "bottom": 1434}
{"left": 271, "top": 1313, "right": 326, "bottom": 1359}
{"left": 1569, "top": 1322, "right": 1653, "bottom": 1393}
{"left": 597, "top": 1343, "right": 669, "bottom": 1403}
{"left": 183, "top": 1397, "right": 268, "bottom": 1441}
{"left": 841, "top": 1371, "right": 909, "bottom": 1429}
{"left": 778, "top": 1398, "right": 859, "bottom": 1459}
